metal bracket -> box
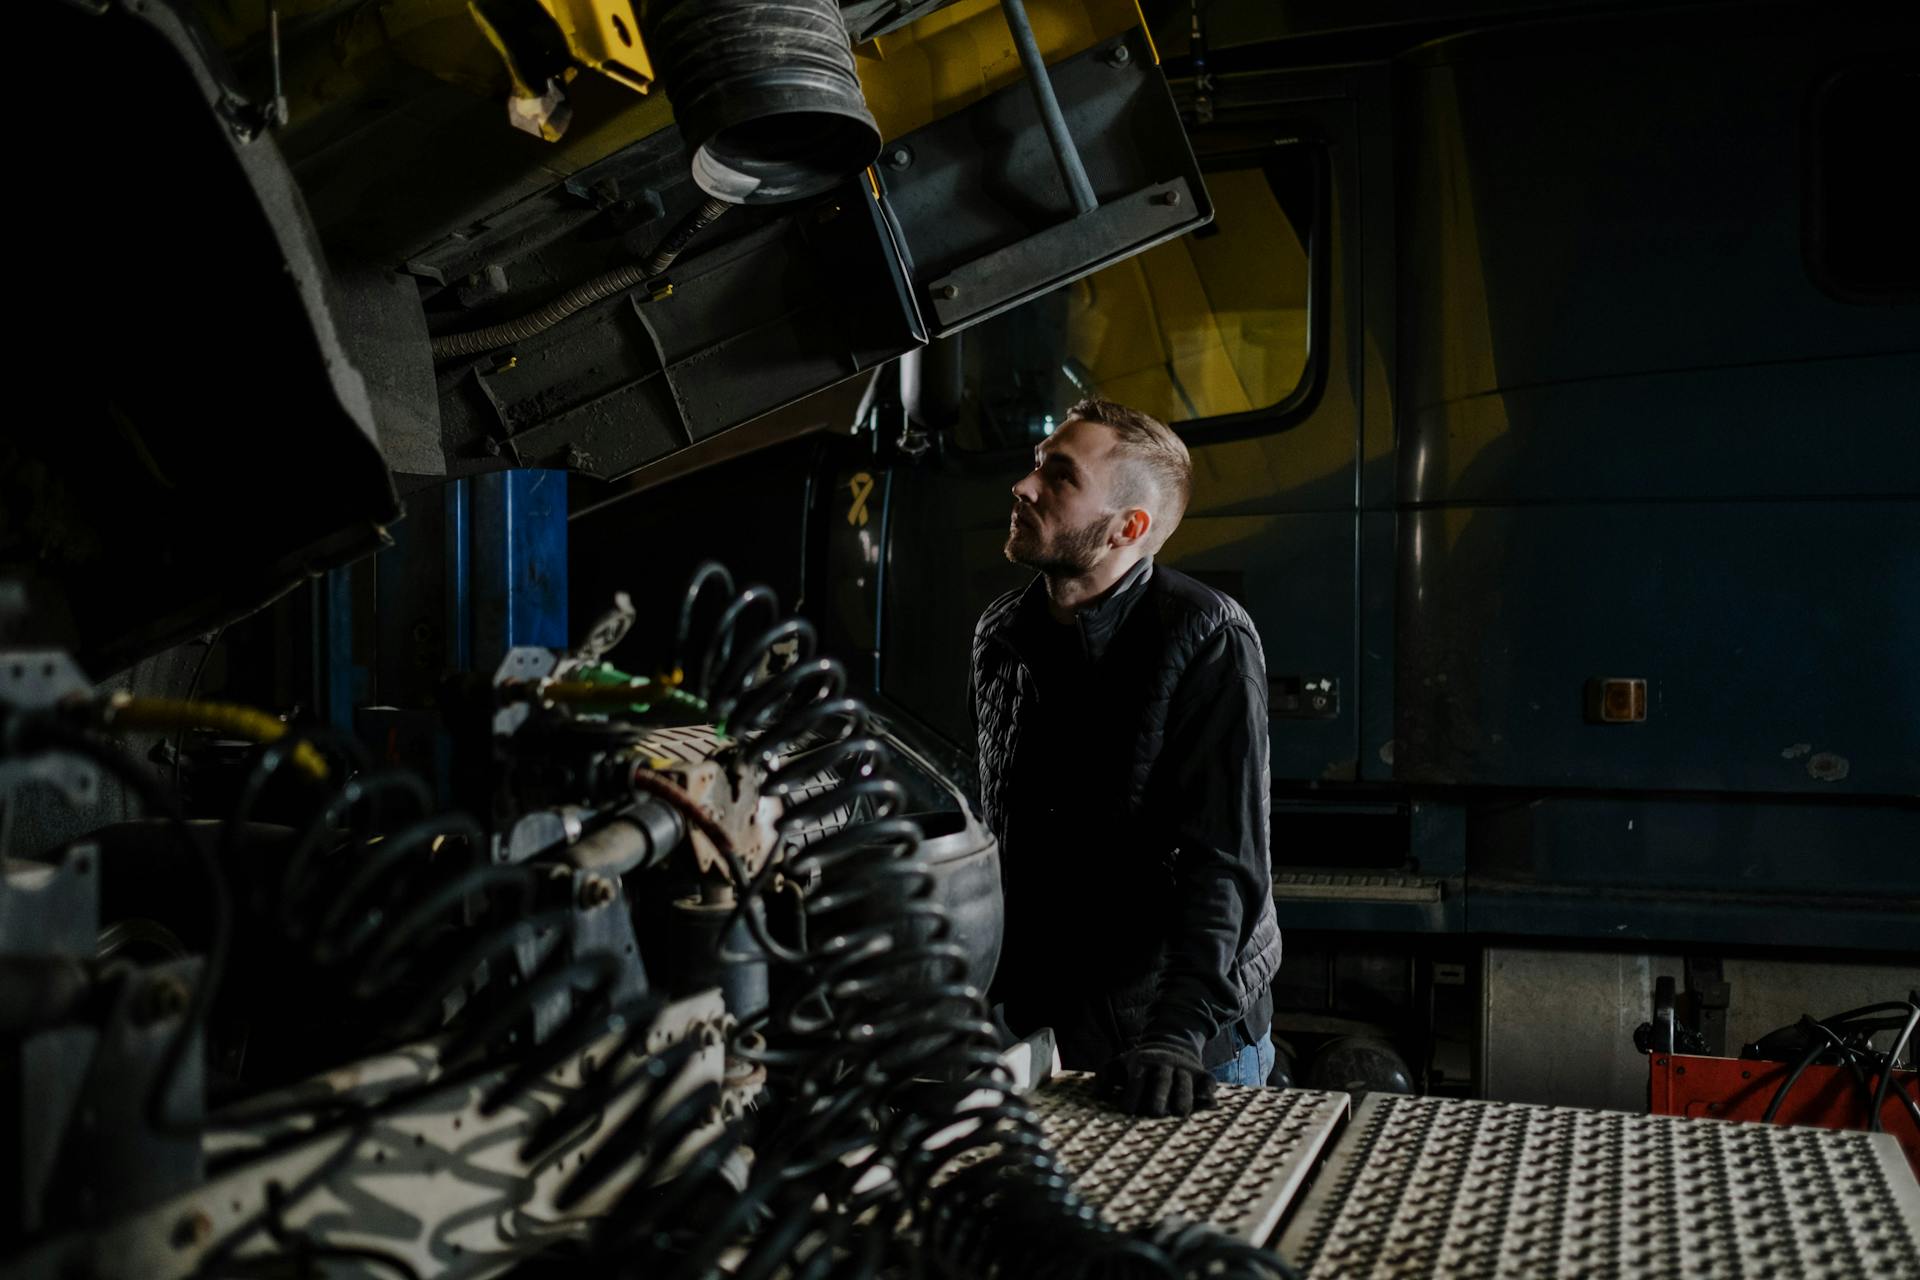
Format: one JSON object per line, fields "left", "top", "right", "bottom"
{"left": 875, "top": 23, "right": 1211, "bottom": 338}
{"left": 924, "top": 178, "right": 1197, "bottom": 330}
{"left": 1684, "top": 955, "right": 1731, "bottom": 1058}
{"left": 0, "top": 651, "right": 99, "bottom": 808}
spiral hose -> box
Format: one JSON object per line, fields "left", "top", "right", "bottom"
{"left": 1, "top": 566, "right": 1300, "bottom": 1277}
{"left": 560, "top": 563, "right": 1298, "bottom": 1277}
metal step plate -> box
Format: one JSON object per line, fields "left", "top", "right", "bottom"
{"left": 1036, "top": 1074, "right": 1350, "bottom": 1244}
{"left": 1276, "top": 1093, "right": 1920, "bottom": 1280}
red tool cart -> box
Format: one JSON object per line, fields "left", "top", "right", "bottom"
{"left": 1650, "top": 1052, "right": 1920, "bottom": 1175}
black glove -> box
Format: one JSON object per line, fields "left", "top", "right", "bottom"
{"left": 1095, "top": 1043, "right": 1217, "bottom": 1118}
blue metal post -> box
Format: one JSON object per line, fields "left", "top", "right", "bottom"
{"left": 320, "top": 566, "right": 358, "bottom": 731}
{"left": 444, "top": 478, "right": 473, "bottom": 673}
{"left": 471, "top": 470, "right": 569, "bottom": 670}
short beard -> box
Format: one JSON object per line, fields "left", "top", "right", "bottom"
{"left": 1005, "top": 511, "right": 1117, "bottom": 577}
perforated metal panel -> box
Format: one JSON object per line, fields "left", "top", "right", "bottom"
{"left": 1036, "top": 1074, "right": 1350, "bottom": 1243}
{"left": 1277, "top": 1094, "right": 1920, "bottom": 1280}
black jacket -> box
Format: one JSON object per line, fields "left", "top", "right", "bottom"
{"left": 971, "top": 559, "right": 1281, "bottom": 1069}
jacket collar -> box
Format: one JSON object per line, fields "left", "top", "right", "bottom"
{"left": 1006, "top": 556, "right": 1155, "bottom": 666}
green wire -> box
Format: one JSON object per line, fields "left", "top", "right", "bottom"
{"left": 573, "top": 663, "right": 710, "bottom": 717}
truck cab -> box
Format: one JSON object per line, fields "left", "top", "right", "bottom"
{"left": 575, "top": 0, "right": 1920, "bottom": 1106}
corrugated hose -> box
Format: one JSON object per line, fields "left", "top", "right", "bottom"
{"left": 429, "top": 196, "right": 732, "bottom": 361}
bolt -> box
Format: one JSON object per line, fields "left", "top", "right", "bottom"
{"left": 1105, "top": 43, "right": 1132, "bottom": 67}
{"left": 133, "top": 974, "right": 192, "bottom": 1026}
{"left": 885, "top": 145, "right": 913, "bottom": 170}
{"left": 579, "top": 874, "right": 617, "bottom": 910}
{"left": 172, "top": 1210, "right": 214, "bottom": 1250}
{"left": 1152, "top": 189, "right": 1183, "bottom": 207}
{"left": 933, "top": 283, "right": 959, "bottom": 301}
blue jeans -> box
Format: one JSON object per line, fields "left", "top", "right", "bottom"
{"left": 1210, "top": 1024, "right": 1275, "bottom": 1088}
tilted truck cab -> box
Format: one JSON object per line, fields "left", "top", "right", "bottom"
{"left": 574, "top": 0, "right": 1920, "bottom": 1108}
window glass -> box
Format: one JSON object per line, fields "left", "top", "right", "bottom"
{"left": 956, "top": 157, "right": 1314, "bottom": 451}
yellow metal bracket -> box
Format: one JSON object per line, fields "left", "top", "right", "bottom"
{"left": 470, "top": 0, "right": 652, "bottom": 141}
{"left": 536, "top": 0, "right": 654, "bottom": 93}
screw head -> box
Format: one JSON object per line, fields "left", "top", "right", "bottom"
{"left": 1105, "top": 44, "right": 1132, "bottom": 67}
{"left": 133, "top": 974, "right": 192, "bottom": 1026}
{"left": 1153, "top": 189, "right": 1183, "bottom": 207}
{"left": 933, "top": 283, "right": 959, "bottom": 301}
{"left": 172, "top": 1210, "right": 214, "bottom": 1250}
{"left": 579, "top": 874, "right": 617, "bottom": 909}
{"left": 885, "top": 146, "right": 913, "bottom": 170}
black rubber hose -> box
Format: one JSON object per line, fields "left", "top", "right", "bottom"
{"left": 641, "top": 0, "right": 880, "bottom": 205}
{"left": 675, "top": 561, "right": 737, "bottom": 677}
{"left": 1869, "top": 1001, "right": 1920, "bottom": 1134}
{"left": 429, "top": 196, "right": 730, "bottom": 360}
{"left": 701, "top": 585, "right": 782, "bottom": 696}
{"left": 481, "top": 994, "right": 658, "bottom": 1119}
{"left": 277, "top": 769, "right": 434, "bottom": 936}
{"left": 519, "top": 1033, "right": 700, "bottom": 1164}
{"left": 1762, "top": 1018, "right": 1830, "bottom": 1123}
{"left": 308, "top": 813, "right": 486, "bottom": 962}
{"left": 344, "top": 864, "right": 538, "bottom": 1001}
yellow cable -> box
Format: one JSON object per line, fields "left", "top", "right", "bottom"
{"left": 105, "top": 695, "right": 330, "bottom": 781}
{"left": 540, "top": 681, "right": 654, "bottom": 706}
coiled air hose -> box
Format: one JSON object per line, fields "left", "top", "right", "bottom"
{"left": 553, "top": 563, "right": 1299, "bottom": 1278}
{"left": 429, "top": 195, "right": 731, "bottom": 361}
{"left": 225, "top": 725, "right": 630, "bottom": 1076}
{"left": 3, "top": 574, "right": 1299, "bottom": 1275}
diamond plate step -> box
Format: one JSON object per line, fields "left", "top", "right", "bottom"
{"left": 1035, "top": 1074, "right": 1350, "bottom": 1244}
{"left": 1276, "top": 1093, "right": 1920, "bottom": 1280}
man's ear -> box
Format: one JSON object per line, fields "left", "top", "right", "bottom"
{"left": 1116, "top": 507, "right": 1153, "bottom": 547}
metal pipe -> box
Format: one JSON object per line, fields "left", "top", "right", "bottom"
{"left": 999, "top": 0, "right": 1098, "bottom": 217}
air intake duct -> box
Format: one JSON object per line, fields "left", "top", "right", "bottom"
{"left": 642, "top": 0, "right": 881, "bottom": 205}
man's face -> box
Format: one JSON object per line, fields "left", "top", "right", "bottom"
{"left": 1005, "top": 416, "right": 1125, "bottom": 574}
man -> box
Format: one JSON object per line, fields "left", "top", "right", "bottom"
{"left": 971, "top": 396, "right": 1281, "bottom": 1118}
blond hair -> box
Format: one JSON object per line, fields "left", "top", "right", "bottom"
{"left": 1065, "top": 396, "right": 1192, "bottom": 552}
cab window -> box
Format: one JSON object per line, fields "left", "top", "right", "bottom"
{"left": 956, "top": 152, "right": 1318, "bottom": 451}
